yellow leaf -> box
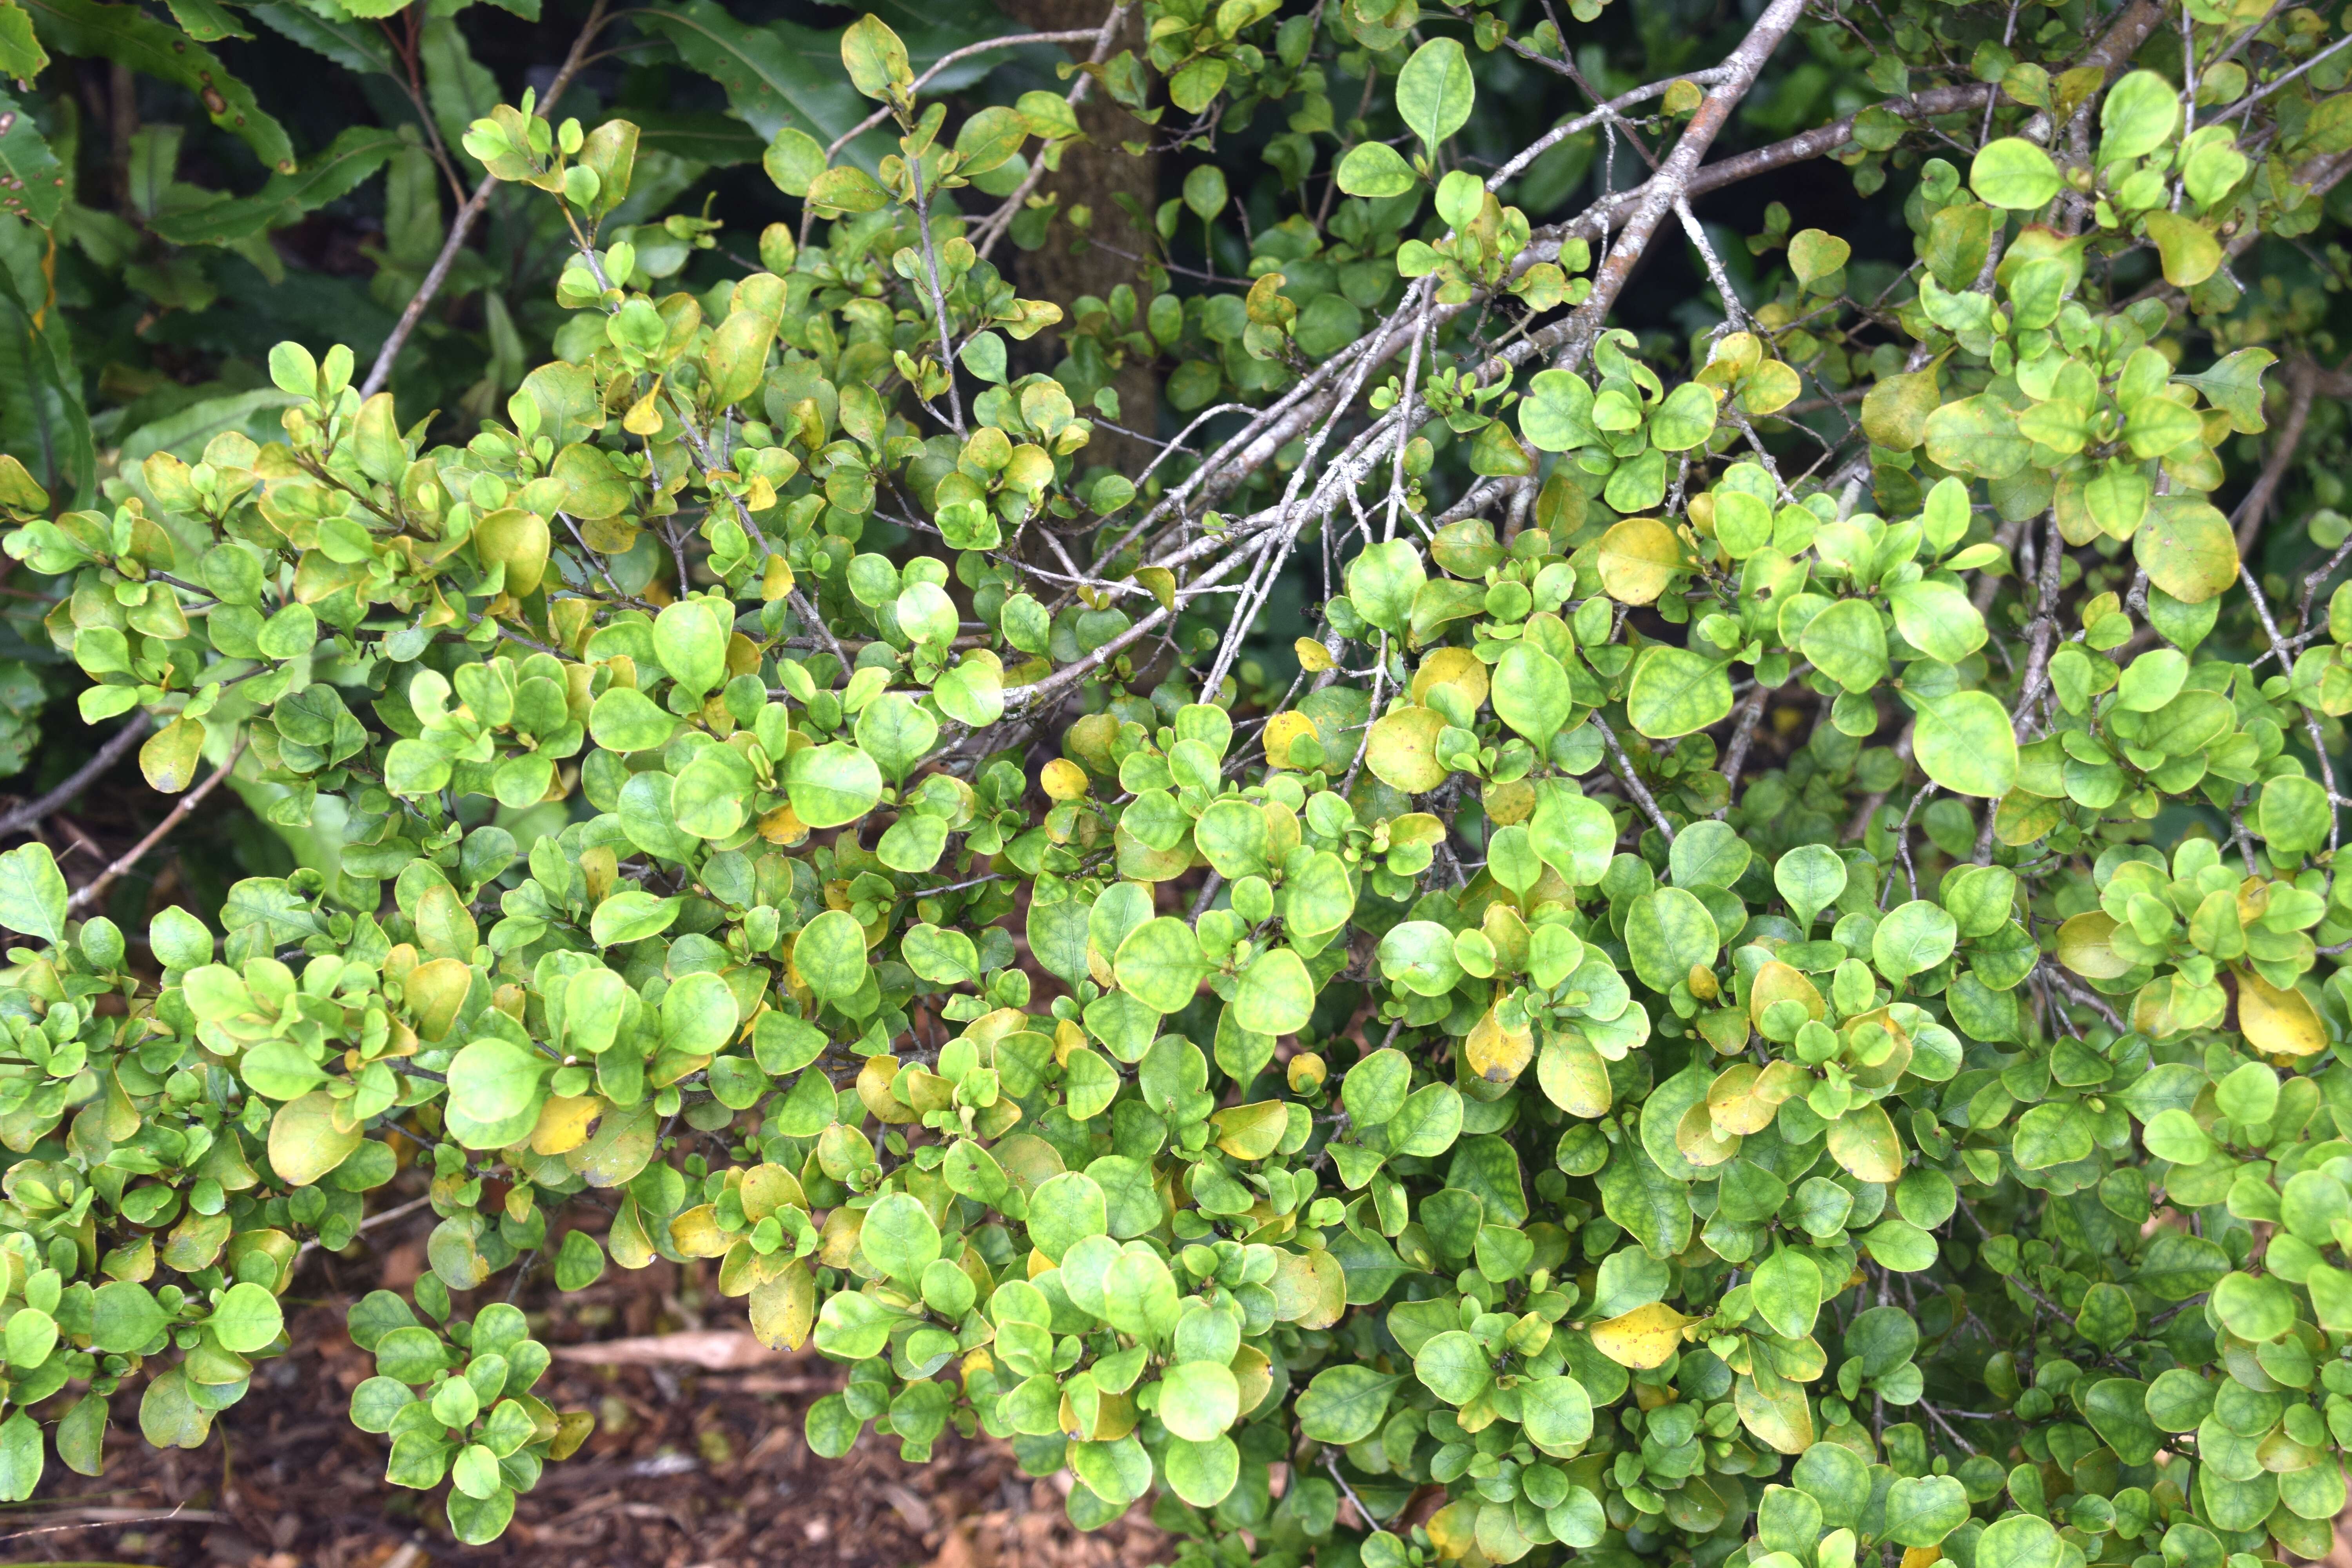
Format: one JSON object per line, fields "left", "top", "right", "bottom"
{"left": 1484, "top": 778, "right": 1535, "bottom": 825}
{"left": 1590, "top": 1301, "right": 1694, "bottom": 1368}
{"left": 1734, "top": 1369, "right": 1816, "bottom": 1453}
{"left": 1411, "top": 645, "right": 1491, "bottom": 711}
{"left": 757, "top": 802, "right": 809, "bottom": 845}
{"left": 1294, "top": 636, "right": 1334, "bottom": 672}
{"left": 1040, "top": 758, "right": 1091, "bottom": 800}
{"left": 1707, "top": 1063, "right": 1776, "bottom": 1136}
{"left": 761, "top": 555, "right": 797, "bottom": 601}
{"left": 140, "top": 717, "right": 207, "bottom": 794}
{"left": 668, "top": 1203, "right": 731, "bottom": 1258}
{"left": 1465, "top": 1006, "right": 1533, "bottom": 1085}
{"left": 1136, "top": 566, "right": 1177, "bottom": 611}
{"left": 2056, "top": 911, "right": 2133, "bottom": 979}
{"left": 2238, "top": 971, "right": 2328, "bottom": 1056}
{"left": 1426, "top": 1501, "right": 1481, "bottom": 1562}
{"left": 1263, "top": 710, "right": 1321, "bottom": 770}
{"left": 1904, "top": 1549, "right": 1944, "bottom": 1568}
{"left": 748, "top": 1258, "right": 815, "bottom": 1350}
{"left": 624, "top": 387, "right": 665, "bottom": 435}
{"left": 529, "top": 1094, "right": 605, "bottom": 1156}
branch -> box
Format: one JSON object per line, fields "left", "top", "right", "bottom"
{"left": 1550, "top": 0, "right": 1814, "bottom": 370}
{"left": 0, "top": 714, "right": 151, "bottom": 840}
{"left": 67, "top": 736, "right": 249, "bottom": 913}
{"left": 2232, "top": 356, "right": 2316, "bottom": 554}
{"left": 358, "top": 0, "right": 611, "bottom": 400}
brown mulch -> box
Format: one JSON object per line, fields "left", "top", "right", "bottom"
{"left": 11, "top": 1223, "right": 1170, "bottom": 1568}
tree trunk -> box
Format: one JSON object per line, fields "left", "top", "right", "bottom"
{"left": 993, "top": 0, "right": 1159, "bottom": 475}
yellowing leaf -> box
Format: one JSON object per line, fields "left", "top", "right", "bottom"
{"left": 1537, "top": 1030, "right": 1611, "bottom": 1117}
{"left": 1595, "top": 517, "right": 1684, "bottom": 605}
{"left": 1365, "top": 705, "right": 1449, "bottom": 793}
{"left": 1294, "top": 636, "right": 1334, "bottom": 672}
{"left": 1827, "top": 1103, "right": 1904, "bottom": 1182}
{"left": 1590, "top": 1301, "right": 1693, "bottom": 1368}
{"left": 2056, "top": 911, "right": 2133, "bottom": 979}
{"left": 1675, "top": 1100, "right": 1740, "bottom": 1167}
{"left": 1735, "top": 1369, "right": 1816, "bottom": 1453}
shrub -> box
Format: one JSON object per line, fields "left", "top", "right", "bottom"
{"left": 0, "top": 0, "right": 2350, "bottom": 1563}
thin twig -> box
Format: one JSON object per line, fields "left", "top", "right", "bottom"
{"left": 0, "top": 713, "right": 151, "bottom": 840}
{"left": 67, "top": 737, "right": 249, "bottom": 912}
{"left": 359, "top": 0, "right": 611, "bottom": 399}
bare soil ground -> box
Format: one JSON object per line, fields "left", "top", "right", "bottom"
{"left": 8, "top": 1216, "right": 1169, "bottom": 1568}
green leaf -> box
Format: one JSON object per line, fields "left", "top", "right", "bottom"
{"left": 1347, "top": 539, "right": 1425, "bottom": 635}
{"left": 1396, "top": 36, "right": 1474, "bottom": 152}
{"left": 92, "top": 1281, "right": 167, "bottom": 1353}
{"left": 2143, "top": 211, "right": 2221, "bottom": 287}
{"left": 1518, "top": 1374, "right": 1594, "bottom": 1455}
{"left": 1751, "top": 1247, "right": 1822, "bottom": 1338}
{"left": 1647, "top": 382, "right": 1718, "bottom": 452}
{"left": 590, "top": 889, "right": 681, "bottom": 946}
{"left": 1626, "top": 646, "right": 1732, "bottom": 739}
{"left": 448, "top": 1036, "right": 548, "bottom": 1125}
{"left": 149, "top": 126, "right": 403, "bottom": 245}
{"left": 795, "top": 908, "right": 871, "bottom": 1002}
{"left": 1883, "top": 1475, "right": 1971, "bottom": 1547}
{"left": 1158, "top": 1360, "right": 1241, "bottom": 1440}
{"left": 1624, "top": 887, "right": 1718, "bottom": 991}
{"left": 1969, "top": 138, "right": 2061, "bottom": 209}
{"left": 1888, "top": 579, "right": 1987, "bottom": 663}
{"left": 1414, "top": 1328, "right": 1494, "bottom": 1404}
{"left": 0, "top": 1410, "right": 39, "bottom": 1503}
{"left": 786, "top": 742, "right": 884, "bottom": 828}
{"left": 1912, "top": 690, "right": 2017, "bottom": 798}
{"left": 1923, "top": 394, "right": 2030, "bottom": 478}
{"left": 1335, "top": 141, "right": 1417, "bottom": 198}
{"left": 1491, "top": 643, "right": 1574, "bottom": 753}
{"left": 858, "top": 1192, "right": 941, "bottom": 1285}
{"left": 1800, "top": 598, "right": 1890, "bottom": 693}
{"left": 1977, "top": 1512, "right": 2062, "bottom": 1568}
{"left": 1114, "top": 916, "right": 1206, "bottom": 1012}
{"left": 24, "top": 0, "right": 294, "bottom": 172}
{"left": 2132, "top": 498, "right": 2237, "bottom": 604}
{"left": 590, "top": 687, "right": 679, "bottom": 753}
{"left": 1295, "top": 1364, "right": 1399, "bottom": 1444}
{"left": 2212, "top": 1270, "right": 2294, "bottom": 1341}
{"left": 1873, "top": 900, "right": 1958, "bottom": 980}
{"left": 0, "top": 88, "right": 64, "bottom": 227}
{"left": 1775, "top": 844, "right": 1848, "bottom": 929}
{"left": 211, "top": 1280, "right": 284, "bottom": 1354}
{"left": 0, "top": 842, "right": 67, "bottom": 947}
{"left": 2100, "top": 71, "right": 2180, "bottom": 163}
{"left": 2082, "top": 1378, "right": 2159, "bottom": 1464}
{"left": 1232, "top": 946, "right": 1314, "bottom": 1035}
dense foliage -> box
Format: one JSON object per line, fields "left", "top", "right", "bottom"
{"left": 10, "top": 0, "right": 2352, "bottom": 1560}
